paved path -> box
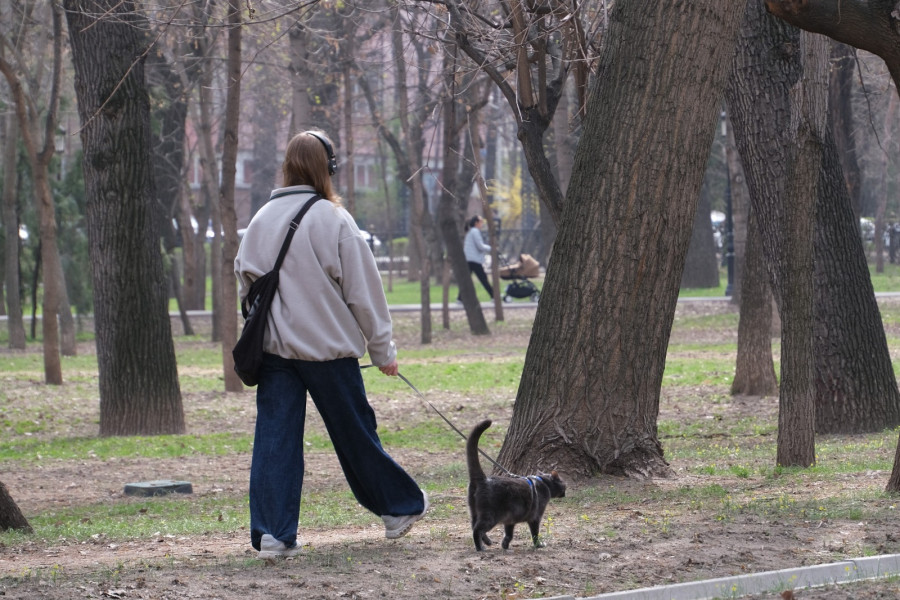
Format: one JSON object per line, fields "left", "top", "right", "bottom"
{"left": 544, "top": 553, "right": 900, "bottom": 600}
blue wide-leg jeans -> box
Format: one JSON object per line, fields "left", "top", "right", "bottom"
{"left": 249, "top": 354, "right": 425, "bottom": 551}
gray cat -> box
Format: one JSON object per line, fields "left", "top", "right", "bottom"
{"left": 466, "top": 419, "right": 566, "bottom": 551}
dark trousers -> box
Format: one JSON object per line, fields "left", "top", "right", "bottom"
{"left": 467, "top": 261, "right": 494, "bottom": 298}
{"left": 249, "top": 354, "right": 424, "bottom": 550}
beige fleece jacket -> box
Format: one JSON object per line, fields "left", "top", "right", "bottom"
{"left": 234, "top": 185, "right": 397, "bottom": 367}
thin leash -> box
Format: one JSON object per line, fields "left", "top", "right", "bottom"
{"left": 363, "top": 365, "right": 517, "bottom": 477}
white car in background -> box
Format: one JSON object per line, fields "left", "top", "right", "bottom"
{"left": 860, "top": 217, "right": 875, "bottom": 242}
{"left": 359, "top": 230, "right": 382, "bottom": 249}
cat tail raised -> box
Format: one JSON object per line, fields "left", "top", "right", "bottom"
{"left": 466, "top": 419, "right": 492, "bottom": 482}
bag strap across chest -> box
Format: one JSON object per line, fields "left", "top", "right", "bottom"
{"left": 271, "top": 193, "right": 323, "bottom": 271}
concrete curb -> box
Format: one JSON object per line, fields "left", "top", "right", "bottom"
{"left": 542, "top": 553, "right": 900, "bottom": 600}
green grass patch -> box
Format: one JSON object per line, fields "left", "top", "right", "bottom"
{"left": 23, "top": 495, "right": 248, "bottom": 542}
{"left": 361, "top": 360, "right": 524, "bottom": 395}
{"left": 717, "top": 490, "right": 888, "bottom": 522}
{"left": 382, "top": 279, "right": 499, "bottom": 305}
{"left": 869, "top": 262, "right": 900, "bottom": 293}
{"left": 0, "top": 352, "right": 99, "bottom": 374}
{"left": 299, "top": 420, "right": 466, "bottom": 454}
{"left": 0, "top": 433, "right": 253, "bottom": 463}
{"left": 663, "top": 356, "right": 736, "bottom": 387}
{"left": 0, "top": 480, "right": 461, "bottom": 547}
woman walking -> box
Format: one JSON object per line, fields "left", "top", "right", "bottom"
{"left": 235, "top": 130, "right": 428, "bottom": 559}
{"left": 462, "top": 214, "right": 494, "bottom": 299}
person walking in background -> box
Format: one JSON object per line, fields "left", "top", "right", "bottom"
{"left": 235, "top": 130, "right": 428, "bottom": 560}
{"left": 462, "top": 214, "right": 494, "bottom": 300}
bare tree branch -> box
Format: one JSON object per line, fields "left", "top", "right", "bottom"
{"left": 765, "top": 0, "right": 900, "bottom": 95}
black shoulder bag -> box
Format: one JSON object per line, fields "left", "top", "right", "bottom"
{"left": 233, "top": 194, "right": 322, "bottom": 386}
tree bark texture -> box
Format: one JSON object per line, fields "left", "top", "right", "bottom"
{"left": 813, "top": 126, "right": 900, "bottom": 433}
{"left": 726, "top": 2, "right": 900, "bottom": 436}
{"left": 65, "top": 0, "right": 185, "bottom": 435}
{"left": 32, "top": 109, "right": 63, "bottom": 382}
{"left": 828, "top": 42, "right": 863, "bottom": 217}
{"left": 0, "top": 481, "right": 31, "bottom": 533}
{"left": 56, "top": 260, "right": 77, "bottom": 357}
{"left": 680, "top": 188, "right": 720, "bottom": 289}
{"left": 219, "top": 0, "right": 243, "bottom": 392}
{"left": 732, "top": 210, "right": 778, "bottom": 397}
{"left": 888, "top": 437, "right": 900, "bottom": 492}
{"left": 725, "top": 117, "right": 748, "bottom": 306}
{"left": 498, "top": 1, "right": 744, "bottom": 480}
{"left": 776, "top": 31, "right": 827, "bottom": 468}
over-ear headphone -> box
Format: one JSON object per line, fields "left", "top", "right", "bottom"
{"left": 306, "top": 131, "right": 337, "bottom": 176}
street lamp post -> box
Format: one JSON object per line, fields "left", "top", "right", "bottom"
{"left": 721, "top": 111, "right": 734, "bottom": 297}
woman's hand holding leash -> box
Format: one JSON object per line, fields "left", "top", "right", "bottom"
{"left": 379, "top": 360, "right": 399, "bottom": 376}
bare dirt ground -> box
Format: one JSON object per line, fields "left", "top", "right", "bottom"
{"left": 3, "top": 302, "right": 900, "bottom": 599}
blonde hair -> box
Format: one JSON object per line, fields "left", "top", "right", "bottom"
{"left": 282, "top": 131, "right": 342, "bottom": 205}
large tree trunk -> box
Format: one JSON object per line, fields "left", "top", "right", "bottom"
{"left": 888, "top": 441, "right": 900, "bottom": 492}
{"left": 828, "top": 42, "right": 862, "bottom": 217}
{"left": 35, "top": 171, "right": 63, "bottom": 383}
{"left": 2, "top": 114, "right": 26, "bottom": 350}
{"left": 57, "top": 264, "right": 77, "bottom": 357}
{"left": 813, "top": 126, "right": 900, "bottom": 433}
{"left": 725, "top": 114, "right": 748, "bottom": 306}
{"left": 176, "top": 181, "right": 202, "bottom": 315}
{"left": 0, "top": 481, "right": 31, "bottom": 533}
{"left": 776, "top": 31, "right": 826, "bottom": 468}
{"left": 65, "top": 0, "right": 185, "bottom": 436}
{"left": 498, "top": 1, "right": 743, "bottom": 480}
{"left": 732, "top": 210, "right": 778, "bottom": 397}
{"left": 726, "top": 2, "right": 900, "bottom": 437}
{"left": 680, "top": 187, "right": 720, "bottom": 289}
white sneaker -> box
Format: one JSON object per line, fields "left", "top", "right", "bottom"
{"left": 257, "top": 533, "right": 302, "bottom": 559}
{"left": 383, "top": 490, "right": 429, "bottom": 539}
